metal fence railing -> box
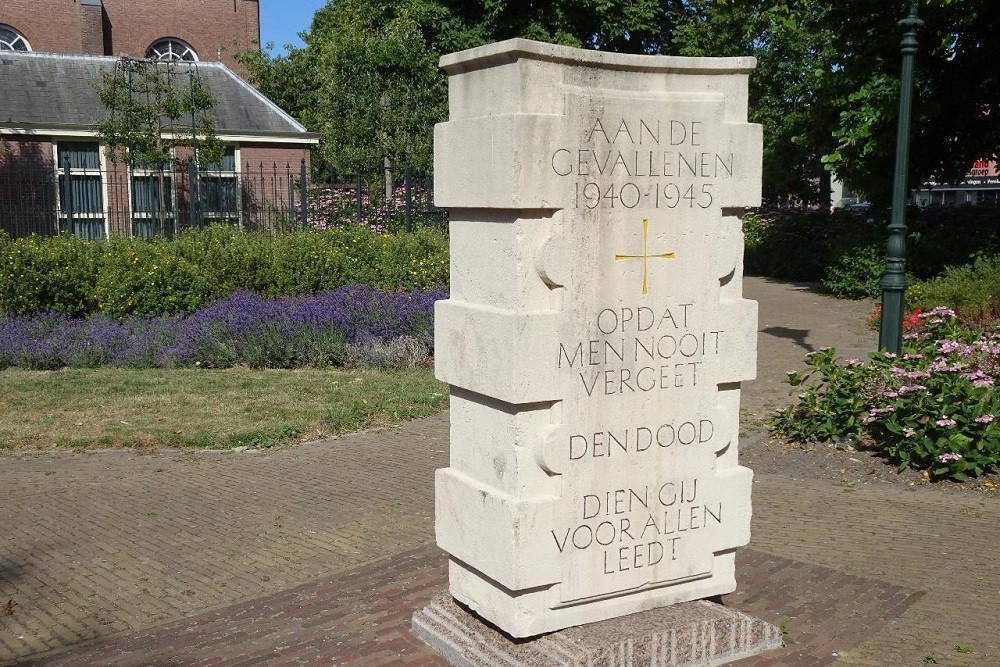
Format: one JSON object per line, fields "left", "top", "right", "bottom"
{"left": 0, "top": 157, "right": 444, "bottom": 239}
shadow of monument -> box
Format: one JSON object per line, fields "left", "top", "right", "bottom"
{"left": 760, "top": 325, "right": 814, "bottom": 352}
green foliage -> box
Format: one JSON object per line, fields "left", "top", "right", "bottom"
{"left": 0, "top": 235, "right": 99, "bottom": 316}
{"left": 903, "top": 205, "right": 1000, "bottom": 280}
{"left": 242, "top": 1, "right": 999, "bottom": 204}
{"left": 314, "top": 1, "right": 447, "bottom": 173}
{"left": 0, "top": 226, "right": 450, "bottom": 318}
{"left": 171, "top": 226, "right": 279, "bottom": 296}
{"left": 469, "top": 0, "right": 671, "bottom": 53}
{"left": 672, "top": 1, "right": 841, "bottom": 204}
{"left": 821, "top": 0, "right": 1000, "bottom": 202}
{"left": 94, "top": 239, "right": 210, "bottom": 316}
{"left": 241, "top": 0, "right": 677, "bottom": 176}
{"left": 773, "top": 310, "right": 1000, "bottom": 480}
{"left": 823, "top": 243, "right": 885, "bottom": 299}
{"left": 674, "top": 1, "right": 1000, "bottom": 204}
{"left": 772, "top": 347, "right": 869, "bottom": 444}
{"left": 909, "top": 254, "right": 1000, "bottom": 325}
{"left": 744, "top": 206, "right": 1000, "bottom": 299}
{"left": 96, "top": 57, "right": 222, "bottom": 168}
{"left": 742, "top": 209, "right": 882, "bottom": 287}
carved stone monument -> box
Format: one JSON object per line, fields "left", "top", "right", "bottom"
{"left": 414, "top": 38, "right": 778, "bottom": 665}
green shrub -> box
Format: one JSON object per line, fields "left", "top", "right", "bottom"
{"left": 270, "top": 228, "right": 359, "bottom": 295}
{"left": 822, "top": 243, "right": 885, "bottom": 298}
{"left": 94, "top": 239, "right": 210, "bottom": 316}
{"left": 743, "top": 208, "right": 882, "bottom": 283}
{"left": 908, "top": 254, "right": 1000, "bottom": 325}
{"left": 906, "top": 205, "right": 1000, "bottom": 280}
{"left": 373, "top": 227, "right": 449, "bottom": 290}
{"left": 0, "top": 225, "right": 450, "bottom": 317}
{"left": 744, "top": 205, "right": 1000, "bottom": 293}
{"left": 172, "top": 226, "right": 277, "bottom": 296}
{"left": 0, "top": 234, "right": 100, "bottom": 316}
{"left": 773, "top": 309, "right": 1000, "bottom": 480}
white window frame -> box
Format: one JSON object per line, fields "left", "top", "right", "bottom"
{"left": 0, "top": 25, "right": 30, "bottom": 51}
{"left": 146, "top": 38, "right": 198, "bottom": 62}
{"left": 52, "top": 141, "right": 109, "bottom": 239}
{"left": 128, "top": 151, "right": 179, "bottom": 238}
{"left": 197, "top": 146, "right": 241, "bottom": 224}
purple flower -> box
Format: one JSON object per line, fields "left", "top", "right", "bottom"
{"left": 938, "top": 453, "right": 963, "bottom": 463}
{"left": 975, "top": 415, "right": 995, "bottom": 424}
{"left": 0, "top": 286, "right": 449, "bottom": 370}
{"left": 920, "top": 307, "right": 956, "bottom": 319}
{"left": 938, "top": 340, "right": 961, "bottom": 354}
{"left": 936, "top": 417, "right": 957, "bottom": 427}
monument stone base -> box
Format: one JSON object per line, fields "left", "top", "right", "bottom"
{"left": 412, "top": 591, "right": 782, "bottom": 667}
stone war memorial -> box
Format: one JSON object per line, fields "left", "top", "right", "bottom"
{"left": 413, "top": 39, "right": 782, "bottom": 666}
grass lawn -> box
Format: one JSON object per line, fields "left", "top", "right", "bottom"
{"left": 0, "top": 367, "right": 448, "bottom": 450}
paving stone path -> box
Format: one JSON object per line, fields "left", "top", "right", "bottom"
{"left": 1, "top": 277, "right": 997, "bottom": 666}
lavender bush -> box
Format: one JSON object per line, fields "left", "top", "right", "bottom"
{"left": 0, "top": 286, "right": 446, "bottom": 370}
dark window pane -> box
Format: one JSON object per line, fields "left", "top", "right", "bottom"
{"left": 57, "top": 142, "right": 101, "bottom": 170}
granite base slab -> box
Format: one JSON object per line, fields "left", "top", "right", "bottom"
{"left": 412, "top": 590, "right": 783, "bottom": 667}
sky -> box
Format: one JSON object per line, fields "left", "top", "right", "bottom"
{"left": 258, "top": 0, "right": 328, "bottom": 56}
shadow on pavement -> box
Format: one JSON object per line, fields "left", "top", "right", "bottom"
{"left": 760, "top": 325, "right": 814, "bottom": 353}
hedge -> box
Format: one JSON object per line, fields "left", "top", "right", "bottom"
{"left": 743, "top": 205, "right": 1000, "bottom": 298}
{"left": 0, "top": 225, "right": 449, "bottom": 317}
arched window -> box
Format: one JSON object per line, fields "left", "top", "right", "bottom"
{"left": 0, "top": 25, "right": 31, "bottom": 51}
{"left": 145, "top": 38, "right": 197, "bottom": 62}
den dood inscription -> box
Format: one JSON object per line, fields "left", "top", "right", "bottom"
{"left": 557, "top": 302, "right": 725, "bottom": 397}
{"left": 550, "top": 117, "right": 735, "bottom": 210}
{"left": 551, "top": 479, "right": 723, "bottom": 575}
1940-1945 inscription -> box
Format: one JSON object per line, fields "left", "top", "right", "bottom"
{"left": 550, "top": 117, "right": 735, "bottom": 210}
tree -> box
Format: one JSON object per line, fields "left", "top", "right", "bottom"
{"left": 670, "top": 1, "right": 855, "bottom": 206}
{"left": 245, "top": 0, "right": 999, "bottom": 207}
{"left": 669, "top": 0, "right": 1000, "bottom": 206}
{"left": 96, "top": 57, "right": 222, "bottom": 236}
{"left": 821, "top": 0, "right": 1000, "bottom": 203}
{"left": 312, "top": 0, "right": 447, "bottom": 180}
{"left": 443, "top": 0, "right": 676, "bottom": 53}
{"left": 240, "top": 0, "right": 682, "bottom": 181}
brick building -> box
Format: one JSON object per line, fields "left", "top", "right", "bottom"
{"left": 0, "top": 0, "right": 260, "bottom": 76}
{"left": 0, "top": 1, "right": 319, "bottom": 239}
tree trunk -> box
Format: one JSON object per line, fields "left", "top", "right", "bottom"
{"left": 384, "top": 155, "right": 393, "bottom": 204}
{"left": 819, "top": 168, "right": 832, "bottom": 209}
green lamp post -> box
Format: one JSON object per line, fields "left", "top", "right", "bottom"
{"left": 879, "top": 1, "right": 923, "bottom": 353}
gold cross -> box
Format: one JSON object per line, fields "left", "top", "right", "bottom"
{"left": 615, "top": 218, "right": 675, "bottom": 295}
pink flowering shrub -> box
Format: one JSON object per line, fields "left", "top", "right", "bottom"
{"left": 306, "top": 182, "right": 443, "bottom": 233}
{"left": 774, "top": 307, "right": 1000, "bottom": 480}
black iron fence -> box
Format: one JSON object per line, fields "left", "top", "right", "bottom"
{"left": 0, "top": 157, "right": 444, "bottom": 240}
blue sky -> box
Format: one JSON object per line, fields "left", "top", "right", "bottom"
{"left": 259, "top": 0, "right": 328, "bottom": 56}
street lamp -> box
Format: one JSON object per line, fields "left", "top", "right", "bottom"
{"left": 879, "top": 1, "right": 923, "bottom": 353}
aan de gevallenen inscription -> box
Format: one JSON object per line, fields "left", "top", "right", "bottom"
{"left": 550, "top": 117, "right": 735, "bottom": 210}
{"left": 546, "top": 112, "right": 732, "bottom": 591}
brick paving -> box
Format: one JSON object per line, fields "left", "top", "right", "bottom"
{"left": 1, "top": 278, "right": 998, "bottom": 666}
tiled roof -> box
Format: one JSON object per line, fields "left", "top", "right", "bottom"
{"left": 0, "top": 51, "right": 315, "bottom": 139}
